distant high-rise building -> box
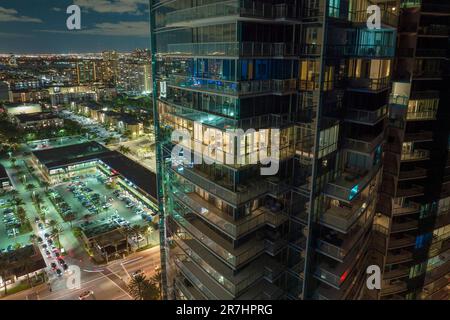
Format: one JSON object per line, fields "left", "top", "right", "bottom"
{"left": 76, "top": 60, "right": 98, "bottom": 84}
{"left": 101, "top": 50, "right": 119, "bottom": 85}
{"left": 0, "top": 81, "right": 12, "bottom": 102}
{"left": 118, "top": 56, "right": 152, "bottom": 94}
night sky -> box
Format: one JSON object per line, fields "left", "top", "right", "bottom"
{"left": 0, "top": 0, "right": 151, "bottom": 53}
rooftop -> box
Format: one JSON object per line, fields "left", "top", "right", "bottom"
{"left": 15, "top": 112, "right": 60, "bottom": 123}
{"left": 32, "top": 141, "right": 109, "bottom": 166}
{"left": 32, "top": 141, "right": 157, "bottom": 200}
{"left": 0, "top": 164, "right": 8, "bottom": 180}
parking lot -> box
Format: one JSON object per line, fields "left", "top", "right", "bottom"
{"left": 51, "top": 173, "right": 157, "bottom": 242}
{"left": 59, "top": 110, "right": 125, "bottom": 143}
{"left": 0, "top": 196, "right": 34, "bottom": 254}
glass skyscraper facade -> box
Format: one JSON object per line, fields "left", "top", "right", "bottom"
{"left": 374, "top": 0, "right": 450, "bottom": 300}
{"left": 150, "top": 0, "right": 448, "bottom": 300}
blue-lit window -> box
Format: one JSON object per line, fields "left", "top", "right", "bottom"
{"left": 415, "top": 233, "right": 432, "bottom": 249}
{"left": 349, "top": 184, "right": 359, "bottom": 200}
{"left": 328, "top": 0, "right": 340, "bottom": 18}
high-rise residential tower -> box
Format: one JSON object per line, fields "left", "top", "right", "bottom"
{"left": 149, "top": 0, "right": 445, "bottom": 300}
{"left": 374, "top": 0, "right": 450, "bottom": 300}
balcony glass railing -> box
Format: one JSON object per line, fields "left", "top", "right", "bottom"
{"left": 324, "top": 162, "right": 381, "bottom": 202}
{"left": 348, "top": 77, "right": 391, "bottom": 91}
{"left": 167, "top": 75, "right": 296, "bottom": 96}
{"left": 406, "top": 110, "right": 437, "bottom": 121}
{"left": 401, "top": 149, "right": 430, "bottom": 161}
{"left": 392, "top": 202, "right": 420, "bottom": 216}
{"left": 165, "top": 1, "right": 297, "bottom": 26}
{"left": 165, "top": 42, "right": 300, "bottom": 57}
{"left": 344, "top": 132, "right": 384, "bottom": 154}
{"left": 404, "top": 131, "right": 433, "bottom": 142}
{"left": 396, "top": 184, "right": 424, "bottom": 198}
{"left": 345, "top": 105, "right": 388, "bottom": 125}
{"left": 327, "top": 45, "right": 395, "bottom": 57}
{"left": 172, "top": 211, "right": 265, "bottom": 267}
{"left": 418, "top": 25, "right": 450, "bottom": 36}
{"left": 172, "top": 186, "right": 266, "bottom": 238}
{"left": 320, "top": 196, "right": 373, "bottom": 232}
{"left": 171, "top": 165, "right": 271, "bottom": 205}
{"left": 349, "top": 8, "right": 398, "bottom": 27}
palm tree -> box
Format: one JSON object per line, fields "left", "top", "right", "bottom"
{"left": 26, "top": 183, "right": 36, "bottom": 197}
{"left": 131, "top": 225, "right": 142, "bottom": 249}
{"left": 34, "top": 194, "right": 43, "bottom": 211}
{"left": 141, "top": 225, "right": 151, "bottom": 247}
{"left": 118, "top": 145, "right": 132, "bottom": 155}
{"left": 49, "top": 220, "right": 62, "bottom": 248}
{"left": 16, "top": 207, "right": 27, "bottom": 224}
{"left": 42, "top": 181, "right": 50, "bottom": 193}
{"left": 9, "top": 189, "right": 19, "bottom": 199}
{"left": 29, "top": 234, "right": 38, "bottom": 246}
{"left": 11, "top": 197, "right": 24, "bottom": 214}
{"left": 128, "top": 273, "right": 146, "bottom": 300}
{"left": 127, "top": 274, "right": 160, "bottom": 300}
{"left": 0, "top": 255, "right": 10, "bottom": 296}
{"left": 123, "top": 227, "right": 133, "bottom": 254}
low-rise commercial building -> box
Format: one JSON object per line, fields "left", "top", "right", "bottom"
{"left": 0, "top": 245, "right": 46, "bottom": 289}
{"left": 31, "top": 141, "right": 157, "bottom": 210}
{"left": 0, "top": 164, "right": 12, "bottom": 192}
{"left": 13, "top": 112, "right": 64, "bottom": 130}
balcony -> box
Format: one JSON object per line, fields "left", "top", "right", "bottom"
{"left": 264, "top": 258, "right": 285, "bottom": 282}
{"left": 174, "top": 235, "right": 265, "bottom": 296}
{"left": 327, "top": 45, "right": 395, "bottom": 58}
{"left": 315, "top": 235, "right": 371, "bottom": 289}
{"left": 317, "top": 215, "right": 374, "bottom": 262}
{"left": 398, "top": 167, "right": 427, "bottom": 180}
{"left": 345, "top": 105, "right": 388, "bottom": 125}
{"left": 175, "top": 275, "right": 206, "bottom": 300}
{"left": 165, "top": 1, "right": 297, "bottom": 27}
{"left": 347, "top": 77, "right": 390, "bottom": 91}
{"left": 418, "top": 25, "right": 450, "bottom": 37}
{"left": 172, "top": 188, "right": 266, "bottom": 239}
{"left": 396, "top": 184, "right": 424, "bottom": 198}
{"left": 171, "top": 165, "right": 270, "bottom": 205}
{"left": 167, "top": 75, "right": 297, "bottom": 97}
{"left": 413, "top": 69, "right": 442, "bottom": 79}
{"left": 324, "top": 162, "right": 381, "bottom": 202}
{"left": 349, "top": 8, "right": 398, "bottom": 27}
{"left": 392, "top": 202, "right": 420, "bottom": 216}
{"left": 388, "top": 235, "right": 416, "bottom": 249}
{"left": 174, "top": 256, "right": 234, "bottom": 300}
{"left": 401, "top": 149, "right": 430, "bottom": 162}
{"left": 171, "top": 211, "right": 265, "bottom": 268}
{"left": 386, "top": 250, "right": 414, "bottom": 265}
{"left": 264, "top": 209, "right": 289, "bottom": 228}
{"left": 265, "top": 237, "right": 288, "bottom": 256}
{"left": 344, "top": 132, "right": 384, "bottom": 154}
{"left": 166, "top": 42, "right": 239, "bottom": 57}
{"left": 319, "top": 197, "right": 372, "bottom": 233}
{"left": 415, "top": 49, "right": 448, "bottom": 58}
{"left": 240, "top": 42, "right": 298, "bottom": 57}
{"left": 421, "top": 3, "right": 450, "bottom": 14}
{"left": 406, "top": 110, "right": 437, "bottom": 121}
{"left": 381, "top": 280, "right": 408, "bottom": 296}
{"left": 383, "top": 267, "right": 410, "bottom": 280}
{"left": 165, "top": 1, "right": 239, "bottom": 27}
{"left": 165, "top": 41, "right": 300, "bottom": 58}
